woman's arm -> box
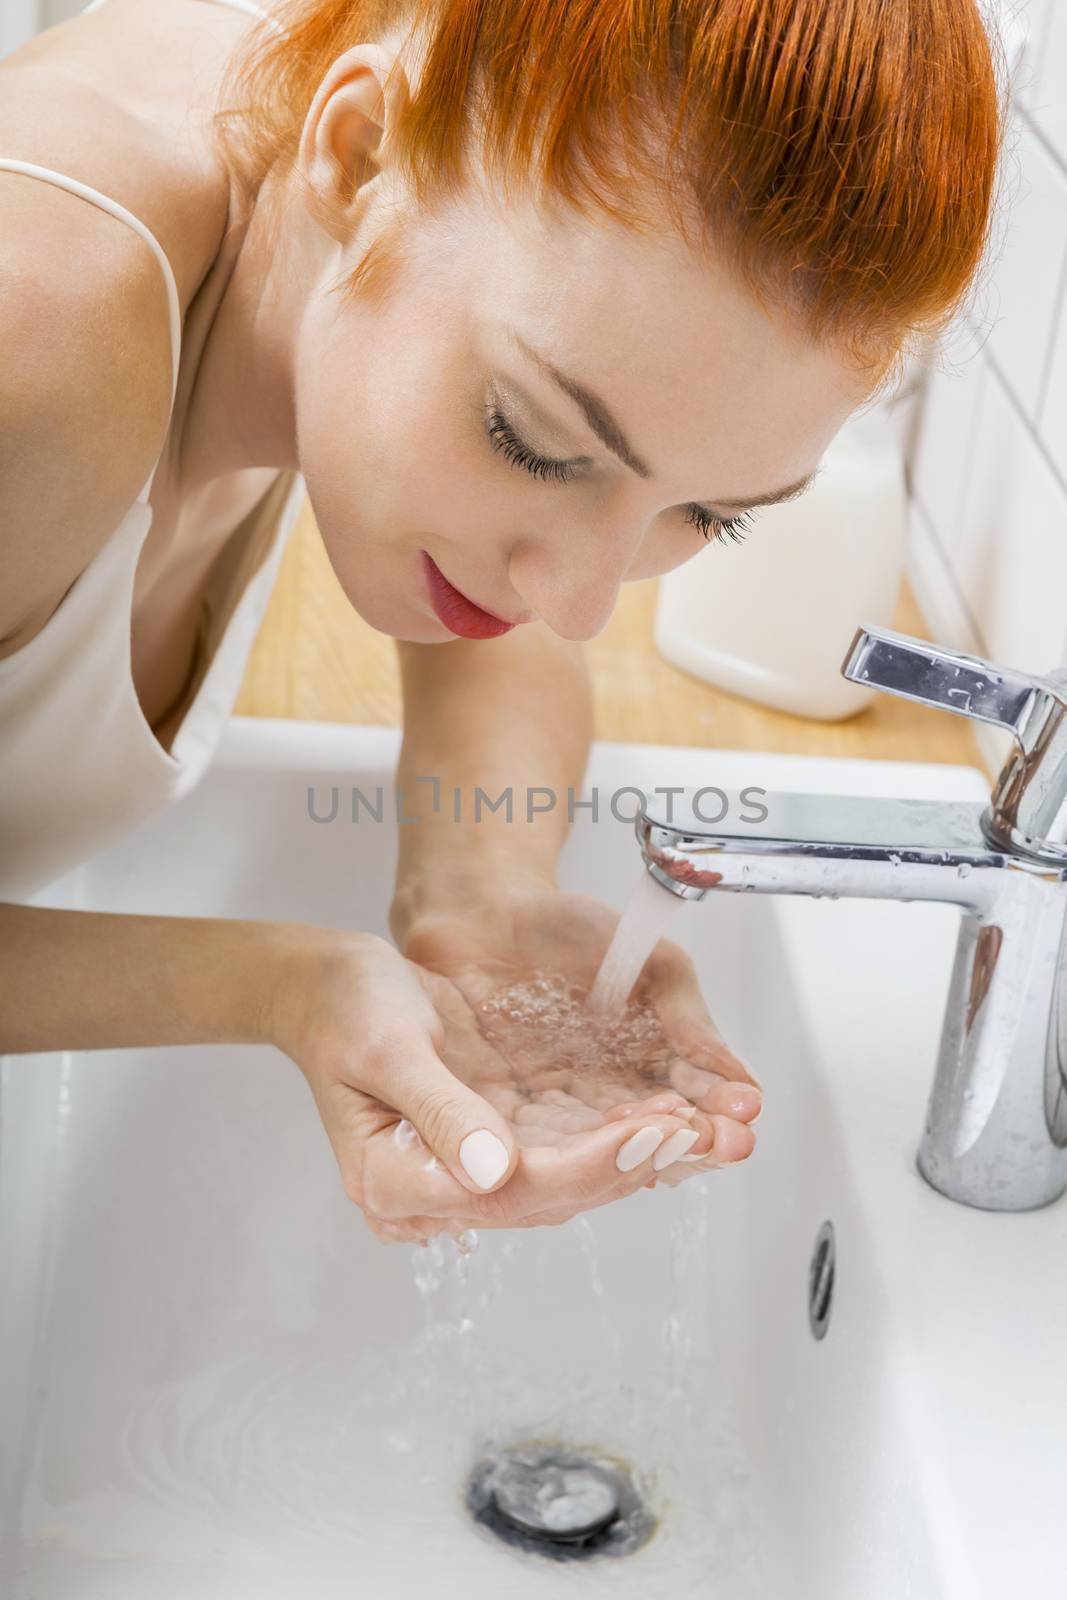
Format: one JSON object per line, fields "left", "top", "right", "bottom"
{"left": 0, "top": 904, "right": 297, "bottom": 1052}
{"left": 389, "top": 622, "right": 594, "bottom": 946}
{"left": 0, "top": 901, "right": 698, "bottom": 1235}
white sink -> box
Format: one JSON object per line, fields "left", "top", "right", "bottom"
{"left": 2, "top": 719, "right": 1064, "bottom": 1599}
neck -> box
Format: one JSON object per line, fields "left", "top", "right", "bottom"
{"left": 176, "top": 161, "right": 320, "bottom": 493}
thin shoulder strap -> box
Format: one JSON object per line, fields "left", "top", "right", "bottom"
{"left": 80, "top": 0, "right": 288, "bottom": 36}
{"left": 0, "top": 159, "right": 183, "bottom": 413}
{"left": 203, "top": 0, "right": 289, "bottom": 33}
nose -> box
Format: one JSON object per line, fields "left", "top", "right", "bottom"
{"left": 507, "top": 524, "right": 638, "bottom": 642}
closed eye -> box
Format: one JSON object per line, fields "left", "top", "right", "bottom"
{"left": 482, "top": 402, "right": 583, "bottom": 483}
{"left": 682, "top": 504, "right": 755, "bottom": 545}
{"left": 480, "top": 401, "right": 756, "bottom": 545}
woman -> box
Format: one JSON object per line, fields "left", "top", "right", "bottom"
{"left": 0, "top": 0, "right": 1005, "bottom": 1241}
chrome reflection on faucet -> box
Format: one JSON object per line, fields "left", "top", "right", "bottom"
{"left": 636, "top": 625, "right": 1067, "bottom": 1213}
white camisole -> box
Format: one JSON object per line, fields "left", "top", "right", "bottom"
{"left": 0, "top": 0, "right": 304, "bottom": 901}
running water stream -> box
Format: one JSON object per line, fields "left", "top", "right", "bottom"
{"left": 584, "top": 869, "right": 687, "bottom": 1018}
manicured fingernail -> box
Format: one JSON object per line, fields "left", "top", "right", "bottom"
{"left": 459, "top": 1129, "right": 510, "bottom": 1189}
{"left": 675, "top": 1105, "right": 698, "bottom": 1121}
{"left": 616, "top": 1126, "right": 665, "bottom": 1172}
{"left": 652, "top": 1128, "right": 700, "bottom": 1170}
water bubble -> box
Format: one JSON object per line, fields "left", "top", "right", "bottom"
{"left": 475, "top": 968, "right": 685, "bottom": 1095}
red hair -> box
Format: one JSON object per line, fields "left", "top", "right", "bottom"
{"left": 213, "top": 0, "right": 1010, "bottom": 396}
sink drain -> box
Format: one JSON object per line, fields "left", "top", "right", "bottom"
{"left": 466, "top": 1445, "right": 657, "bottom": 1561}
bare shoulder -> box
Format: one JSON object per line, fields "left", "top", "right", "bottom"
{"left": 0, "top": 158, "right": 176, "bottom": 653}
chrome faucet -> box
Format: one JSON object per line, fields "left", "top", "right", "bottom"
{"left": 636, "top": 626, "right": 1067, "bottom": 1212}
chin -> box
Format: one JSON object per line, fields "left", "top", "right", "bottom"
{"left": 338, "top": 583, "right": 451, "bottom": 644}
{"left": 391, "top": 621, "right": 455, "bottom": 644}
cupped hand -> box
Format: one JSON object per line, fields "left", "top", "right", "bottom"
{"left": 265, "top": 926, "right": 699, "bottom": 1244}
{"left": 398, "top": 879, "right": 763, "bottom": 1192}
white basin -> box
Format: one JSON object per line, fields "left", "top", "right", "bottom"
{"left": 2, "top": 719, "right": 1064, "bottom": 1599}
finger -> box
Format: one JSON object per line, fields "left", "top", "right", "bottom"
{"left": 630, "top": 1110, "right": 754, "bottom": 1177}
{"left": 675, "top": 1113, "right": 756, "bottom": 1168}
{"left": 643, "top": 943, "right": 763, "bottom": 1090}
{"left": 359, "top": 1026, "right": 519, "bottom": 1197}
{"left": 650, "top": 1161, "right": 708, "bottom": 1188}
{"left": 601, "top": 1091, "right": 695, "bottom": 1122}
{"left": 667, "top": 1060, "right": 763, "bottom": 1123}
{"left": 637, "top": 1113, "right": 758, "bottom": 1187}
{"left": 492, "top": 1111, "right": 699, "bottom": 1223}
{"left": 409, "top": 1110, "right": 696, "bottom": 1231}
{"left": 363, "top": 1102, "right": 702, "bottom": 1232}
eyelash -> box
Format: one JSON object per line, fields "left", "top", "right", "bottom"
{"left": 482, "top": 402, "right": 754, "bottom": 545}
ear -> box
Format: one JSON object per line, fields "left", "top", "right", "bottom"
{"left": 297, "top": 43, "right": 413, "bottom": 241}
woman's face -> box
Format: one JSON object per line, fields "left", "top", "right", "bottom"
{"left": 293, "top": 179, "right": 877, "bottom": 644}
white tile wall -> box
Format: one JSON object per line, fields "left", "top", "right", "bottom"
{"left": 906, "top": 0, "right": 1067, "bottom": 773}
{"left": 983, "top": 119, "right": 1067, "bottom": 420}
{"left": 1030, "top": 0, "right": 1067, "bottom": 164}
{"left": 910, "top": 329, "right": 989, "bottom": 558}
{"left": 1013, "top": 0, "right": 1055, "bottom": 113}
{"left": 1, "top": 0, "right": 39, "bottom": 58}
{"left": 1041, "top": 272, "right": 1067, "bottom": 480}
{"left": 954, "top": 367, "right": 1067, "bottom": 673}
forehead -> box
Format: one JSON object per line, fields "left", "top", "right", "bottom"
{"left": 449, "top": 184, "right": 872, "bottom": 495}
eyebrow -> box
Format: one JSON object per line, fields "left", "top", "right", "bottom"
{"left": 507, "top": 327, "right": 821, "bottom": 512}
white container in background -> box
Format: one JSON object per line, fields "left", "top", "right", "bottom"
{"left": 653, "top": 393, "right": 911, "bottom": 720}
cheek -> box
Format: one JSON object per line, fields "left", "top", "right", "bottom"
{"left": 296, "top": 377, "right": 513, "bottom": 605}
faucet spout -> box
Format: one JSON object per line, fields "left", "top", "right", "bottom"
{"left": 636, "top": 784, "right": 1067, "bottom": 1212}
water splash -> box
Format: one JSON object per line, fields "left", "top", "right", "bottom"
{"left": 395, "top": 1199, "right": 764, "bottom": 1593}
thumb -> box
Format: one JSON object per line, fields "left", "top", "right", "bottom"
{"left": 367, "top": 1028, "right": 518, "bottom": 1195}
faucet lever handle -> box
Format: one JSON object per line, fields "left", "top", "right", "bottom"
{"left": 841, "top": 625, "right": 1067, "bottom": 860}
{"left": 841, "top": 625, "right": 1055, "bottom": 737}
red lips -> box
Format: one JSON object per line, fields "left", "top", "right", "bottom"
{"left": 420, "top": 552, "right": 517, "bottom": 640}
